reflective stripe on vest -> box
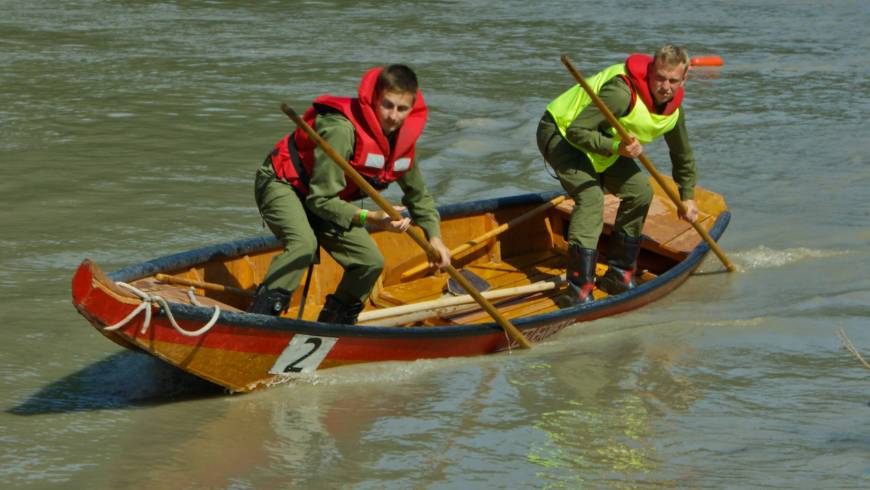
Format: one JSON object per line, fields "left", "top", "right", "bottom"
{"left": 363, "top": 153, "right": 386, "bottom": 169}
{"left": 546, "top": 62, "right": 680, "bottom": 173}
{"left": 269, "top": 67, "right": 427, "bottom": 200}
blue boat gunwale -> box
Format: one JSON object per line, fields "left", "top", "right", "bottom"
{"left": 103, "top": 191, "right": 730, "bottom": 340}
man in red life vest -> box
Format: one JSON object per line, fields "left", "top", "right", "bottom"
{"left": 537, "top": 45, "right": 699, "bottom": 304}
{"left": 252, "top": 64, "right": 451, "bottom": 323}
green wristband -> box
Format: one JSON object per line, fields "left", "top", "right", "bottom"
{"left": 359, "top": 209, "right": 367, "bottom": 226}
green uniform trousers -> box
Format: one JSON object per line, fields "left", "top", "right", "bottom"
{"left": 536, "top": 113, "right": 652, "bottom": 250}
{"left": 254, "top": 159, "right": 384, "bottom": 305}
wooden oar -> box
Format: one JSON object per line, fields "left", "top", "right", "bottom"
{"left": 358, "top": 275, "right": 565, "bottom": 324}
{"left": 280, "top": 104, "right": 533, "bottom": 349}
{"left": 362, "top": 302, "right": 482, "bottom": 327}
{"left": 154, "top": 273, "right": 255, "bottom": 297}
{"left": 400, "top": 194, "right": 567, "bottom": 280}
{"left": 560, "top": 55, "right": 736, "bottom": 272}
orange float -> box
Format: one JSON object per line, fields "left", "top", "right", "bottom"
{"left": 690, "top": 56, "right": 724, "bottom": 67}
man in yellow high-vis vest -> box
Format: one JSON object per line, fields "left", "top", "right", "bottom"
{"left": 536, "top": 45, "right": 699, "bottom": 304}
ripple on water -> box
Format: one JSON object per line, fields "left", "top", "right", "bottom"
{"left": 733, "top": 245, "right": 849, "bottom": 270}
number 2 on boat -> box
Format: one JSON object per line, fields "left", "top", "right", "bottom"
{"left": 269, "top": 335, "right": 338, "bottom": 374}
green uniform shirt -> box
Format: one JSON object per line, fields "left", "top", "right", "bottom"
{"left": 305, "top": 112, "right": 441, "bottom": 238}
{"left": 563, "top": 77, "right": 697, "bottom": 200}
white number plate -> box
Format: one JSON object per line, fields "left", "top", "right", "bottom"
{"left": 269, "top": 335, "right": 337, "bottom": 374}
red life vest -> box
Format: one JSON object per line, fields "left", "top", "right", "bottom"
{"left": 270, "top": 67, "right": 428, "bottom": 200}
{"left": 621, "top": 53, "right": 684, "bottom": 116}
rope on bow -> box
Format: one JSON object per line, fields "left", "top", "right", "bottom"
{"left": 102, "top": 282, "right": 220, "bottom": 337}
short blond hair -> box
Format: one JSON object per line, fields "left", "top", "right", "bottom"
{"left": 654, "top": 45, "right": 690, "bottom": 69}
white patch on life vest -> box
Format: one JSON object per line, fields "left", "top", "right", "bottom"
{"left": 364, "top": 153, "right": 386, "bottom": 169}
{"left": 393, "top": 157, "right": 411, "bottom": 172}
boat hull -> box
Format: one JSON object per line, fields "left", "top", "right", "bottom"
{"left": 72, "top": 190, "right": 730, "bottom": 392}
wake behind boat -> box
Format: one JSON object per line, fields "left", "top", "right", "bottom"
{"left": 71, "top": 176, "right": 729, "bottom": 392}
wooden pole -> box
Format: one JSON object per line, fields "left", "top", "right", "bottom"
{"left": 280, "top": 104, "right": 533, "bottom": 348}
{"left": 400, "top": 195, "right": 567, "bottom": 280}
{"left": 560, "top": 55, "right": 736, "bottom": 272}
{"left": 359, "top": 275, "right": 565, "bottom": 324}
{"left": 154, "top": 273, "right": 255, "bottom": 297}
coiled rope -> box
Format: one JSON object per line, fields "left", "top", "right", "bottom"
{"left": 102, "top": 282, "right": 220, "bottom": 337}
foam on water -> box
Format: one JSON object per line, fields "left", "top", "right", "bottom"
{"left": 268, "top": 354, "right": 500, "bottom": 390}
{"left": 733, "top": 245, "right": 849, "bottom": 270}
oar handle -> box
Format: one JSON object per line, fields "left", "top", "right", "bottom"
{"left": 280, "top": 104, "right": 533, "bottom": 348}
{"left": 400, "top": 194, "right": 567, "bottom": 280}
{"left": 559, "top": 55, "right": 736, "bottom": 272}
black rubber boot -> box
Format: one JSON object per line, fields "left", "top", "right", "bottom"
{"left": 566, "top": 244, "right": 598, "bottom": 305}
{"left": 598, "top": 230, "right": 643, "bottom": 295}
{"left": 247, "top": 285, "right": 293, "bottom": 316}
{"left": 317, "top": 294, "right": 364, "bottom": 325}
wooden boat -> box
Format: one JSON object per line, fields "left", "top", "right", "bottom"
{"left": 72, "top": 177, "right": 730, "bottom": 392}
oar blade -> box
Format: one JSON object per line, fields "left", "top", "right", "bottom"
{"left": 447, "top": 269, "right": 491, "bottom": 296}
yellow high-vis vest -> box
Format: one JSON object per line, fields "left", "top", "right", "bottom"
{"left": 546, "top": 63, "right": 680, "bottom": 173}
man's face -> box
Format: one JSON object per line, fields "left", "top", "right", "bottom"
{"left": 375, "top": 90, "right": 415, "bottom": 136}
{"left": 649, "top": 59, "right": 688, "bottom": 106}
